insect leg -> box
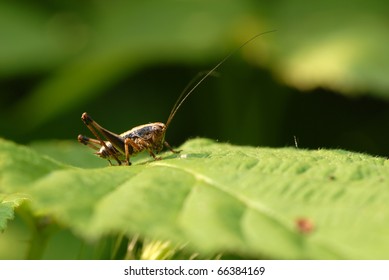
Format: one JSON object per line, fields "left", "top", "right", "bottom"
{"left": 147, "top": 149, "right": 161, "bottom": 161}
{"left": 78, "top": 134, "right": 115, "bottom": 165}
{"left": 164, "top": 141, "right": 181, "bottom": 154}
{"left": 124, "top": 138, "right": 143, "bottom": 165}
{"left": 78, "top": 135, "right": 103, "bottom": 151}
{"left": 81, "top": 113, "right": 122, "bottom": 165}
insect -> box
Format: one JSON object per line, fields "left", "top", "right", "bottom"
{"left": 78, "top": 30, "right": 276, "bottom": 166}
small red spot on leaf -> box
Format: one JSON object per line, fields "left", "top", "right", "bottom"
{"left": 296, "top": 218, "right": 314, "bottom": 234}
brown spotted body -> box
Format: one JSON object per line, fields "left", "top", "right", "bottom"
{"left": 78, "top": 114, "right": 176, "bottom": 165}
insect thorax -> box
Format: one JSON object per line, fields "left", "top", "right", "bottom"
{"left": 125, "top": 122, "right": 166, "bottom": 151}
{"left": 121, "top": 122, "right": 166, "bottom": 140}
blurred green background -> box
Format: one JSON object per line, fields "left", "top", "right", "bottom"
{"left": 1, "top": 0, "right": 389, "bottom": 156}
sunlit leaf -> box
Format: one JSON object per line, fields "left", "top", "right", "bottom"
{"left": 1, "top": 138, "right": 389, "bottom": 259}
{"left": 0, "top": 193, "right": 29, "bottom": 231}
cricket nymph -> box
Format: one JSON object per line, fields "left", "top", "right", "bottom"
{"left": 78, "top": 113, "right": 178, "bottom": 165}
{"left": 78, "top": 30, "right": 275, "bottom": 166}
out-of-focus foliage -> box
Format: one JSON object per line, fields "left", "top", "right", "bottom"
{"left": 267, "top": 1, "right": 389, "bottom": 96}
{"left": 1, "top": 0, "right": 267, "bottom": 134}
{"left": 1, "top": 0, "right": 389, "bottom": 157}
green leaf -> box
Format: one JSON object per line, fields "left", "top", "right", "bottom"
{"left": 0, "top": 193, "right": 29, "bottom": 231}
{"left": 1, "top": 137, "right": 389, "bottom": 259}
{"left": 30, "top": 140, "right": 107, "bottom": 169}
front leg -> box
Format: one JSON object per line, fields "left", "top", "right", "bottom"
{"left": 164, "top": 141, "right": 181, "bottom": 154}
{"left": 147, "top": 149, "right": 162, "bottom": 161}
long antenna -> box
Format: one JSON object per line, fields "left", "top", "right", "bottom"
{"left": 165, "top": 29, "right": 277, "bottom": 128}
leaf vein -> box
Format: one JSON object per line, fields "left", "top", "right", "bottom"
{"left": 152, "top": 161, "right": 293, "bottom": 233}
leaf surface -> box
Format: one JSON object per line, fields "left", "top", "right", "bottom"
{"left": 0, "top": 193, "right": 29, "bottom": 232}
{"left": 1, "top": 138, "right": 389, "bottom": 259}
